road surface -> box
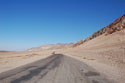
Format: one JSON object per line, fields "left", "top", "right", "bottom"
{"left": 0, "top": 54, "right": 111, "bottom": 83}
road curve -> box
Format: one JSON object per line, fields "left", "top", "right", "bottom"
{"left": 0, "top": 54, "right": 111, "bottom": 83}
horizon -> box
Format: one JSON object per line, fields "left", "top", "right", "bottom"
{"left": 0, "top": 0, "right": 125, "bottom": 51}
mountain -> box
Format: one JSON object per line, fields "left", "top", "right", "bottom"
{"left": 73, "top": 14, "right": 125, "bottom": 47}
{"left": 65, "top": 16, "right": 125, "bottom": 83}
{"left": 28, "top": 15, "right": 125, "bottom": 51}
{"left": 28, "top": 43, "right": 73, "bottom": 51}
{"left": 0, "top": 50, "right": 13, "bottom": 53}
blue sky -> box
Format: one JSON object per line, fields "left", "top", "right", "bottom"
{"left": 0, "top": 0, "right": 125, "bottom": 51}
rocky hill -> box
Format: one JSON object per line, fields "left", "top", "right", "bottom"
{"left": 28, "top": 43, "right": 73, "bottom": 51}
{"left": 73, "top": 14, "right": 125, "bottom": 47}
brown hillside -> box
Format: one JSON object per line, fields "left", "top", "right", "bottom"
{"left": 73, "top": 15, "right": 125, "bottom": 47}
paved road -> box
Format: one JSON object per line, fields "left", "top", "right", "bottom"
{"left": 0, "top": 54, "right": 111, "bottom": 83}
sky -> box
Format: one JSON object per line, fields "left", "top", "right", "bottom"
{"left": 0, "top": 0, "right": 125, "bottom": 51}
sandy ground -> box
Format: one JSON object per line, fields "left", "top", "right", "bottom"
{"left": 57, "top": 30, "right": 125, "bottom": 83}
{"left": 0, "top": 50, "right": 55, "bottom": 73}
{"left": 62, "top": 52, "right": 125, "bottom": 83}
{"left": 0, "top": 54, "right": 111, "bottom": 83}
{"left": 0, "top": 30, "right": 125, "bottom": 83}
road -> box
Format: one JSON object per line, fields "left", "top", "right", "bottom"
{"left": 0, "top": 54, "right": 111, "bottom": 83}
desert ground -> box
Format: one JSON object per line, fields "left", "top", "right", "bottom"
{"left": 60, "top": 29, "right": 125, "bottom": 83}
{"left": 0, "top": 50, "right": 54, "bottom": 73}
{"left": 0, "top": 54, "right": 112, "bottom": 83}
{"left": 0, "top": 29, "right": 125, "bottom": 83}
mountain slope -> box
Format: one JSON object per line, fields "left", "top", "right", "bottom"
{"left": 73, "top": 15, "right": 125, "bottom": 47}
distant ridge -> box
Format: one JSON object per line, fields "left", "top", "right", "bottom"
{"left": 73, "top": 15, "right": 125, "bottom": 47}
{"left": 0, "top": 51, "right": 10, "bottom": 52}
{"left": 28, "top": 43, "right": 73, "bottom": 51}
